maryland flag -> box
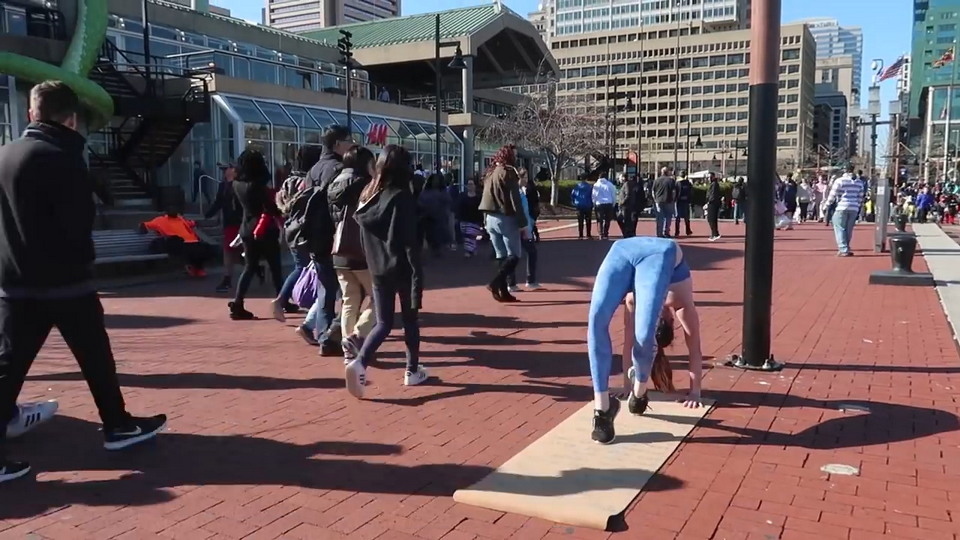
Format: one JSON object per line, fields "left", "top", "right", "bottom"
{"left": 934, "top": 48, "right": 955, "bottom": 68}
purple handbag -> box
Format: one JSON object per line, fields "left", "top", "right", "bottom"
{"left": 291, "top": 262, "right": 319, "bottom": 308}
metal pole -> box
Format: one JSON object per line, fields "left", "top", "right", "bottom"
{"left": 345, "top": 66, "right": 353, "bottom": 131}
{"left": 141, "top": 0, "right": 152, "bottom": 96}
{"left": 613, "top": 78, "right": 618, "bottom": 176}
{"left": 732, "top": 0, "right": 781, "bottom": 372}
{"left": 435, "top": 14, "right": 442, "bottom": 173}
{"left": 637, "top": 18, "right": 645, "bottom": 175}
{"left": 924, "top": 86, "right": 935, "bottom": 183}
{"left": 672, "top": 2, "right": 682, "bottom": 170}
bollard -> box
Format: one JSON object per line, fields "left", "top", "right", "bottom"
{"left": 889, "top": 234, "right": 917, "bottom": 273}
{"left": 869, "top": 233, "right": 934, "bottom": 286}
{"left": 894, "top": 214, "right": 908, "bottom": 233}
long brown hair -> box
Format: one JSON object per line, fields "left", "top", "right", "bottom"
{"left": 359, "top": 144, "right": 412, "bottom": 203}
{"left": 650, "top": 317, "right": 676, "bottom": 392}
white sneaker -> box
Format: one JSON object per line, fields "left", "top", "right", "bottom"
{"left": 404, "top": 366, "right": 430, "bottom": 386}
{"left": 295, "top": 325, "right": 318, "bottom": 346}
{"left": 270, "top": 299, "right": 286, "bottom": 323}
{"left": 507, "top": 285, "right": 521, "bottom": 293}
{"left": 6, "top": 400, "right": 58, "bottom": 439}
{"left": 345, "top": 358, "right": 366, "bottom": 399}
{"left": 526, "top": 282, "right": 543, "bottom": 290}
{"left": 708, "top": 236, "right": 717, "bottom": 242}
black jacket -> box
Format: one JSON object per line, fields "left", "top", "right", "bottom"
{"left": 676, "top": 179, "right": 693, "bottom": 205}
{"left": 233, "top": 178, "right": 279, "bottom": 240}
{"left": 308, "top": 150, "right": 342, "bottom": 188}
{"left": 525, "top": 183, "right": 541, "bottom": 219}
{"left": 707, "top": 181, "right": 722, "bottom": 205}
{"left": 354, "top": 185, "right": 423, "bottom": 309}
{"left": 0, "top": 122, "right": 95, "bottom": 296}
{"left": 327, "top": 167, "right": 371, "bottom": 270}
{"left": 204, "top": 181, "right": 243, "bottom": 226}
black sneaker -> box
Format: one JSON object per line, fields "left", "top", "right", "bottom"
{"left": 104, "top": 414, "right": 167, "bottom": 451}
{"left": 283, "top": 302, "right": 300, "bottom": 314}
{"left": 628, "top": 389, "right": 650, "bottom": 416}
{"left": 228, "top": 302, "right": 254, "bottom": 320}
{"left": 319, "top": 341, "right": 343, "bottom": 357}
{"left": 0, "top": 460, "right": 31, "bottom": 483}
{"left": 591, "top": 397, "right": 621, "bottom": 445}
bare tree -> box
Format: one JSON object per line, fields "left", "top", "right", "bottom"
{"left": 480, "top": 77, "right": 607, "bottom": 205}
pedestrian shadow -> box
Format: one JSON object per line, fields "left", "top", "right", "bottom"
{"left": 0, "top": 415, "right": 682, "bottom": 519}
{"left": 26, "top": 372, "right": 343, "bottom": 391}
{"left": 369, "top": 379, "right": 591, "bottom": 407}
{"left": 418, "top": 312, "right": 583, "bottom": 331}
{"left": 786, "top": 362, "right": 960, "bottom": 374}
{"left": 680, "top": 390, "right": 960, "bottom": 450}
{"left": 420, "top": 331, "right": 582, "bottom": 347}
{"left": 104, "top": 314, "right": 197, "bottom": 330}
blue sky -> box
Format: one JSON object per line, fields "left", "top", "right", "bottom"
{"left": 222, "top": 0, "right": 909, "bottom": 107}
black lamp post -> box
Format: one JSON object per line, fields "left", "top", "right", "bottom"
{"left": 686, "top": 132, "right": 702, "bottom": 174}
{"left": 434, "top": 14, "right": 467, "bottom": 173}
{"left": 338, "top": 30, "right": 354, "bottom": 129}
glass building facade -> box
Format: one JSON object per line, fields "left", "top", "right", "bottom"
{"left": 0, "top": 2, "right": 463, "bottom": 196}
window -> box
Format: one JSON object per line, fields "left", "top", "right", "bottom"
{"left": 782, "top": 48, "right": 800, "bottom": 61}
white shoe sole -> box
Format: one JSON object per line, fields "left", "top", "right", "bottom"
{"left": 404, "top": 374, "right": 430, "bottom": 386}
{"left": 103, "top": 420, "right": 167, "bottom": 451}
{"left": 271, "top": 301, "right": 286, "bottom": 323}
{"left": 0, "top": 464, "right": 31, "bottom": 483}
{"left": 345, "top": 361, "right": 365, "bottom": 399}
{"left": 6, "top": 401, "right": 59, "bottom": 439}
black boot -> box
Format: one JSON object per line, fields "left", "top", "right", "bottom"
{"left": 498, "top": 256, "right": 520, "bottom": 303}
{"left": 228, "top": 301, "right": 254, "bottom": 320}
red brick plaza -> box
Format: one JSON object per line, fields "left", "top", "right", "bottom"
{"left": 2, "top": 220, "right": 958, "bottom": 540}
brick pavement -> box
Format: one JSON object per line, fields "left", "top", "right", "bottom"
{"left": 1, "top": 219, "right": 958, "bottom": 540}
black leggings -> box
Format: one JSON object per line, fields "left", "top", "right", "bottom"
{"left": 234, "top": 237, "right": 283, "bottom": 303}
{"left": 577, "top": 209, "right": 593, "bottom": 237}
{"left": 358, "top": 280, "right": 420, "bottom": 372}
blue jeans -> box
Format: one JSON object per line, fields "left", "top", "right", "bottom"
{"left": 654, "top": 202, "right": 675, "bottom": 237}
{"left": 278, "top": 246, "right": 311, "bottom": 304}
{"left": 588, "top": 237, "right": 676, "bottom": 393}
{"left": 301, "top": 261, "right": 340, "bottom": 342}
{"left": 832, "top": 208, "right": 858, "bottom": 253}
{"left": 734, "top": 201, "right": 745, "bottom": 223}
{"left": 358, "top": 280, "right": 420, "bottom": 371}
{"left": 485, "top": 213, "right": 522, "bottom": 259}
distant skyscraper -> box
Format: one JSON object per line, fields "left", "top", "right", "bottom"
{"left": 796, "top": 18, "right": 863, "bottom": 98}
{"left": 543, "top": 0, "right": 750, "bottom": 39}
{"left": 265, "top": 0, "right": 400, "bottom": 33}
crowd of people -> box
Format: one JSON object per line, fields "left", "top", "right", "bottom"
{"left": 0, "top": 79, "right": 721, "bottom": 482}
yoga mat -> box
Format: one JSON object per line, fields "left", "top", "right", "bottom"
{"left": 453, "top": 392, "right": 714, "bottom": 530}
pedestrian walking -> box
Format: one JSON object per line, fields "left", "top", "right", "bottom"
{"left": 674, "top": 172, "right": 693, "bottom": 236}
{"left": 592, "top": 172, "right": 617, "bottom": 239}
{"left": 0, "top": 81, "right": 166, "bottom": 482}
{"left": 571, "top": 175, "right": 594, "bottom": 239}
{"left": 827, "top": 165, "right": 865, "bottom": 256}
{"left": 651, "top": 167, "right": 677, "bottom": 237}
{"left": 705, "top": 173, "right": 723, "bottom": 241}
{"left": 479, "top": 145, "right": 527, "bottom": 303}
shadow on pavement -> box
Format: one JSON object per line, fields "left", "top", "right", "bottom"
{"left": 680, "top": 390, "right": 960, "bottom": 450}
{"left": 0, "top": 415, "right": 683, "bottom": 519}
{"left": 104, "top": 314, "right": 197, "bottom": 330}
{"left": 27, "top": 371, "right": 344, "bottom": 391}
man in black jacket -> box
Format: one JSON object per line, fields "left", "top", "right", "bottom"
{"left": 0, "top": 81, "right": 166, "bottom": 483}
{"left": 303, "top": 125, "right": 355, "bottom": 356}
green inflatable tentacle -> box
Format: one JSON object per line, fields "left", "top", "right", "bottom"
{"left": 62, "top": 0, "right": 109, "bottom": 77}
{"left": 0, "top": 0, "right": 114, "bottom": 128}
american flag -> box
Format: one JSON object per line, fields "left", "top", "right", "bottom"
{"left": 934, "top": 48, "right": 955, "bottom": 68}
{"left": 878, "top": 55, "right": 907, "bottom": 82}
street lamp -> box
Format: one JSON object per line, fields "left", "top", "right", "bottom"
{"left": 685, "top": 131, "right": 701, "bottom": 173}
{"left": 434, "top": 14, "right": 467, "bottom": 173}
{"left": 337, "top": 30, "right": 354, "bottom": 129}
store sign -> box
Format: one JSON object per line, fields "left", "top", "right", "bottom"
{"left": 367, "top": 124, "right": 388, "bottom": 146}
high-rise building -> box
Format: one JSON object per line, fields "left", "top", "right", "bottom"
{"left": 264, "top": 0, "right": 400, "bottom": 33}
{"left": 539, "top": 22, "right": 816, "bottom": 173}
{"left": 794, "top": 18, "right": 863, "bottom": 99}
{"left": 909, "top": 0, "right": 960, "bottom": 119}
{"left": 545, "top": 0, "right": 750, "bottom": 39}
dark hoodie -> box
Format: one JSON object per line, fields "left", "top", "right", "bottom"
{"left": 327, "top": 167, "right": 371, "bottom": 270}
{"left": 0, "top": 122, "right": 95, "bottom": 297}
{"left": 354, "top": 185, "right": 423, "bottom": 309}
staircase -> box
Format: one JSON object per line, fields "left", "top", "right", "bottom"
{"left": 86, "top": 41, "right": 210, "bottom": 211}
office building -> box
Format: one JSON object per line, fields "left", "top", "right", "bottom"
{"left": 813, "top": 90, "right": 848, "bottom": 157}
{"left": 546, "top": 0, "right": 750, "bottom": 39}
{"left": 1, "top": 0, "right": 547, "bottom": 209}
{"left": 812, "top": 54, "right": 854, "bottom": 154}
{"left": 543, "top": 22, "right": 816, "bottom": 174}
{"left": 265, "top": 0, "right": 401, "bottom": 33}
{"left": 910, "top": 0, "right": 960, "bottom": 120}
{"left": 796, "top": 18, "right": 863, "bottom": 99}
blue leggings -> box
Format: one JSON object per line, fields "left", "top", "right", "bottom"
{"left": 588, "top": 237, "right": 678, "bottom": 393}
